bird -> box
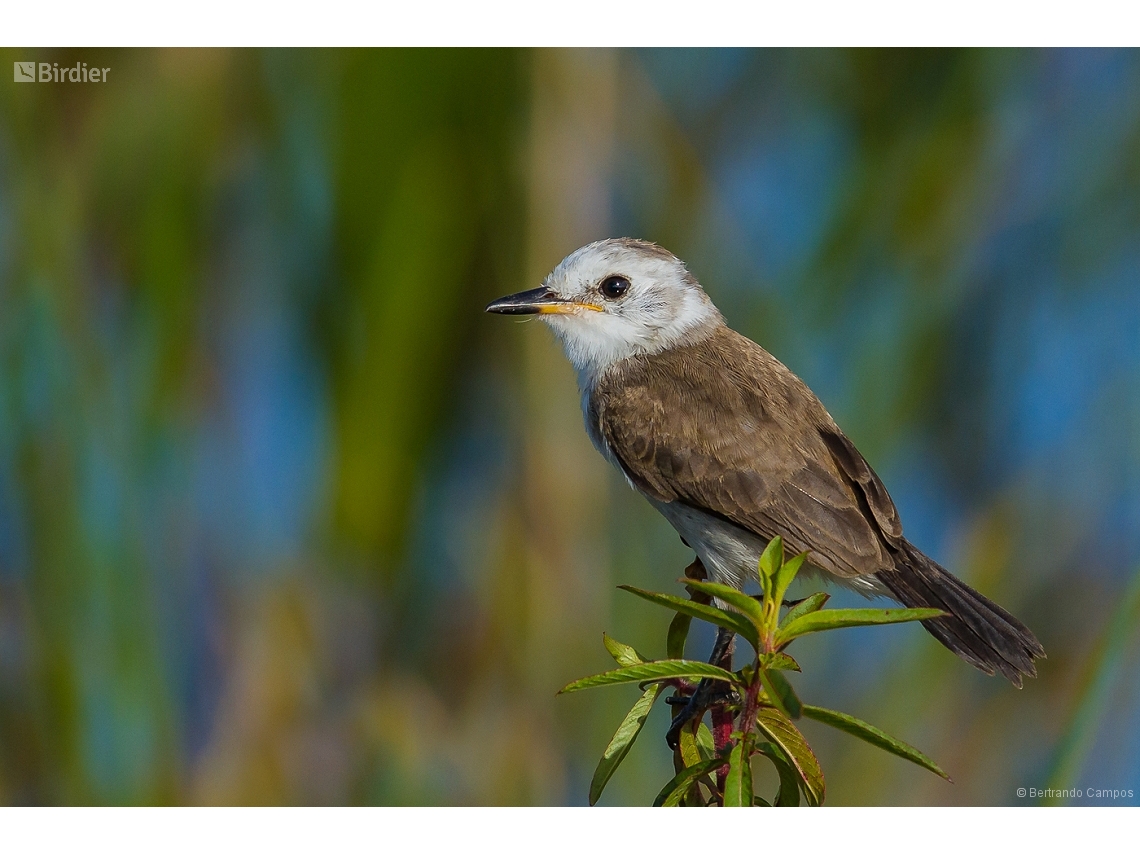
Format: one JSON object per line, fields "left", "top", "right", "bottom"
{"left": 486, "top": 238, "right": 1045, "bottom": 699}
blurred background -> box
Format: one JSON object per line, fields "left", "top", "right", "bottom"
{"left": 0, "top": 47, "right": 1138, "bottom": 806}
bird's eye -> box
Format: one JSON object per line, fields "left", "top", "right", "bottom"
{"left": 599, "top": 275, "right": 631, "bottom": 300}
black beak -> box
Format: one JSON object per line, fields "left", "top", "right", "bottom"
{"left": 485, "top": 287, "right": 565, "bottom": 315}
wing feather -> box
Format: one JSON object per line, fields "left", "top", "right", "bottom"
{"left": 592, "top": 328, "right": 902, "bottom": 579}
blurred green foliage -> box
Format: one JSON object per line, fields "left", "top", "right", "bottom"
{"left": 0, "top": 48, "right": 1138, "bottom": 806}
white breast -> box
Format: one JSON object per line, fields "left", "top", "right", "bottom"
{"left": 649, "top": 499, "right": 769, "bottom": 590}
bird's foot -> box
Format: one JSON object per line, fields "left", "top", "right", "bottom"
{"left": 665, "top": 679, "right": 739, "bottom": 749}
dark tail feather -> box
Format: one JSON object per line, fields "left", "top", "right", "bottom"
{"left": 875, "top": 540, "right": 1045, "bottom": 687}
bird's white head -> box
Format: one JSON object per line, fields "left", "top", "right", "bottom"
{"left": 486, "top": 238, "right": 723, "bottom": 383}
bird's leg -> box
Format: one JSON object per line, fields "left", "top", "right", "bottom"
{"left": 665, "top": 625, "right": 737, "bottom": 749}
{"left": 708, "top": 623, "right": 735, "bottom": 668}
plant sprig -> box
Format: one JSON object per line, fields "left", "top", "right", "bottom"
{"left": 560, "top": 537, "right": 952, "bottom": 806}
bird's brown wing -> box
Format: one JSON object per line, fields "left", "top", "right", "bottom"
{"left": 592, "top": 328, "right": 903, "bottom": 579}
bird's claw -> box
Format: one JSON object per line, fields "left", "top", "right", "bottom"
{"left": 665, "top": 709, "right": 694, "bottom": 751}
{"left": 664, "top": 682, "right": 739, "bottom": 749}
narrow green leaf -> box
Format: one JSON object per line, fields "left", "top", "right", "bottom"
{"left": 723, "top": 737, "right": 754, "bottom": 807}
{"left": 559, "top": 659, "right": 740, "bottom": 694}
{"left": 680, "top": 579, "right": 765, "bottom": 633}
{"left": 758, "top": 537, "right": 784, "bottom": 596}
{"left": 801, "top": 704, "right": 951, "bottom": 781}
{"left": 755, "top": 741, "right": 800, "bottom": 806}
{"left": 760, "top": 669, "right": 803, "bottom": 719}
{"left": 760, "top": 652, "right": 801, "bottom": 672}
{"left": 619, "top": 585, "right": 760, "bottom": 650}
{"left": 696, "top": 722, "right": 716, "bottom": 760}
{"left": 653, "top": 757, "right": 723, "bottom": 807}
{"left": 677, "top": 720, "right": 703, "bottom": 769}
{"left": 602, "top": 633, "right": 646, "bottom": 668}
{"left": 779, "top": 592, "right": 830, "bottom": 630}
{"left": 753, "top": 795, "right": 773, "bottom": 807}
{"left": 756, "top": 707, "right": 825, "bottom": 806}
{"left": 666, "top": 611, "right": 692, "bottom": 660}
{"left": 771, "top": 551, "right": 808, "bottom": 609}
{"left": 776, "top": 607, "right": 946, "bottom": 646}
{"left": 680, "top": 782, "right": 704, "bottom": 807}
{"left": 589, "top": 684, "right": 664, "bottom": 804}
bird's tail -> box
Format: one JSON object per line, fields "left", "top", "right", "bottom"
{"left": 875, "top": 540, "right": 1045, "bottom": 687}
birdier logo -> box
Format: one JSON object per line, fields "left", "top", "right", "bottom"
{"left": 13, "top": 61, "right": 109, "bottom": 83}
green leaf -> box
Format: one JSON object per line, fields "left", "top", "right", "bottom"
{"left": 666, "top": 611, "right": 692, "bottom": 660}
{"left": 760, "top": 652, "right": 801, "bottom": 672}
{"left": 772, "top": 551, "right": 807, "bottom": 606}
{"left": 723, "top": 736, "right": 754, "bottom": 807}
{"left": 776, "top": 607, "right": 946, "bottom": 646}
{"left": 753, "top": 795, "right": 773, "bottom": 807}
{"left": 653, "top": 756, "right": 723, "bottom": 807}
{"left": 779, "top": 592, "right": 830, "bottom": 630}
{"left": 756, "top": 707, "right": 825, "bottom": 806}
{"left": 559, "top": 659, "right": 740, "bottom": 694}
{"left": 758, "top": 537, "right": 784, "bottom": 597}
{"left": 696, "top": 722, "right": 716, "bottom": 760}
{"left": 679, "top": 579, "right": 765, "bottom": 633}
{"left": 602, "top": 633, "right": 647, "bottom": 668}
{"left": 589, "top": 684, "right": 663, "bottom": 804}
{"left": 677, "top": 720, "right": 703, "bottom": 769}
{"left": 619, "top": 585, "right": 760, "bottom": 650}
{"left": 679, "top": 782, "right": 704, "bottom": 807}
{"left": 755, "top": 741, "right": 800, "bottom": 806}
{"left": 801, "top": 704, "right": 951, "bottom": 781}
{"left": 760, "top": 668, "right": 803, "bottom": 719}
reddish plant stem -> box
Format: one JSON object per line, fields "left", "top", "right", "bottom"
{"left": 710, "top": 667, "right": 762, "bottom": 801}
{"left": 711, "top": 704, "right": 734, "bottom": 794}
